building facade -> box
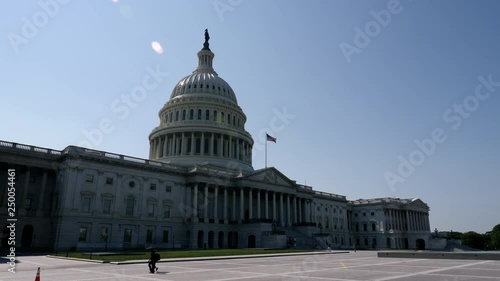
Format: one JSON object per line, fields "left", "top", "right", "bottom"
{"left": 0, "top": 31, "right": 430, "bottom": 251}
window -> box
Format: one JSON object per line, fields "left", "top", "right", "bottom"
{"left": 371, "top": 212, "right": 375, "bottom": 216}
{"left": 175, "top": 111, "right": 179, "bottom": 121}
{"left": 100, "top": 228, "right": 108, "bottom": 242}
{"left": 25, "top": 198, "right": 32, "bottom": 211}
{"left": 189, "top": 109, "right": 194, "bottom": 120}
{"left": 364, "top": 238, "right": 368, "bottom": 246}
{"left": 150, "top": 184, "right": 157, "bottom": 191}
{"left": 355, "top": 224, "right": 359, "bottom": 232}
{"left": 233, "top": 116, "right": 235, "bottom": 126}
{"left": 81, "top": 197, "right": 91, "bottom": 213}
{"left": 164, "top": 205, "right": 171, "bottom": 218}
{"left": 103, "top": 199, "right": 112, "bottom": 214}
{"left": 165, "top": 186, "right": 172, "bottom": 192}
{"left": 148, "top": 203, "right": 155, "bottom": 217}
{"left": 129, "top": 181, "right": 135, "bottom": 188}
{"left": 124, "top": 229, "right": 132, "bottom": 243}
{"left": 85, "top": 175, "right": 94, "bottom": 183}
{"left": 125, "top": 196, "right": 135, "bottom": 216}
{"left": 195, "top": 138, "right": 201, "bottom": 153}
{"left": 333, "top": 208, "right": 336, "bottom": 213}
{"left": 169, "top": 112, "right": 173, "bottom": 122}
{"left": 227, "top": 113, "right": 231, "bottom": 124}
{"left": 187, "top": 138, "right": 192, "bottom": 153}
{"left": 105, "top": 177, "right": 113, "bottom": 185}
{"left": 204, "top": 138, "right": 209, "bottom": 154}
{"left": 354, "top": 213, "right": 358, "bottom": 217}
{"left": 213, "top": 110, "right": 217, "bottom": 121}
{"left": 29, "top": 175, "right": 36, "bottom": 183}
{"left": 163, "top": 230, "right": 169, "bottom": 243}
{"left": 182, "top": 110, "right": 186, "bottom": 120}
{"left": 197, "top": 109, "right": 202, "bottom": 120}
{"left": 372, "top": 223, "right": 376, "bottom": 231}
{"left": 79, "top": 227, "right": 87, "bottom": 242}
{"left": 146, "top": 229, "right": 153, "bottom": 243}
{"left": 363, "top": 212, "right": 366, "bottom": 216}
{"left": 363, "top": 224, "right": 367, "bottom": 231}
{"left": 205, "top": 110, "right": 210, "bottom": 120}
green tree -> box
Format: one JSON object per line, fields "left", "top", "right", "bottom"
{"left": 490, "top": 224, "right": 500, "bottom": 250}
{"left": 461, "top": 231, "right": 486, "bottom": 250}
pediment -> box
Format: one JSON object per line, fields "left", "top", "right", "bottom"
{"left": 243, "top": 167, "right": 295, "bottom": 188}
{"left": 408, "top": 198, "right": 429, "bottom": 210}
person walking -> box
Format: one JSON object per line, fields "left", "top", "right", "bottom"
{"left": 148, "top": 248, "right": 160, "bottom": 273}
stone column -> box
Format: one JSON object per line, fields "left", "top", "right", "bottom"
{"left": 240, "top": 188, "right": 244, "bottom": 221}
{"left": 193, "top": 184, "right": 198, "bottom": 218}
{"left": 248, "top": 188, "right": 252, "bottom": 220}
{"left": 286, "top": 195, "right": 291, "bottom": 226}
{"left": 229, "top": 136, "right": 232, "bottom": 159}
{"left": 298, "top": 199, "right": 302, "bottom": 223}
{"left": 214, "top": 185, "right": 218, "bottom": 221}
{"left": 21, "top": 168, "right": 31, "bottom": 213}
{"left": 36, "top": 169, "right": 48, "bottom": 216}
{"left": 223, "top": 187, "right": 228, "bottom": 222}
{"left": 172, "top": 134, "right": 176, "bottom": 156}
{"left": 273, "top": 192, "right": 276, "bottom": 221}
{"left": 256, "top": 189, "right": 261, "bottom": 219}
{"left": 293, "top": 197, "right": 297, "bottom": 224}
{"left": 280, "top": 193, "right": 284, "bottom": 226}
{"left": 210, "top": 133, "right": 214, "bottom": 156}
{"left": 405, "top": 211, "right": 410, "bottom": 232}
{"left": 201, "top": 132, "right": 205, "bottom": 155}
{"left": 265, "top": 191, "right": 269, "bottom": 219}
{"left": 219, "top": 135, "right": 224, "bottom": 157}
{"left": 191, "top": 132, "right": 195, "bottom": 156}
{"left": 149, "top": 141, "right": 153, "bottom": 158}
{"left": 236, "top": 139, "right": 240, "bottom": 160}
{"left": 232, "top": 189, "right": 236, "bottom": 221}
{"left": 204, "top": 184, "right": 208, "bottom": 220}
{"left": 163, "top": 136, "right": 168, "bottom": 157}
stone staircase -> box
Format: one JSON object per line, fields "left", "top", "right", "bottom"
{"left": 277, "top": 226, "right": 322, "bottom": 249}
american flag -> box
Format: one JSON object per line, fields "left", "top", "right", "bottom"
{"left": 266, "top": 133, "right": 276, "bottom": 143}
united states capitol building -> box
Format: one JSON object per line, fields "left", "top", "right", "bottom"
{"left": 0, "top": 31, "right": 431, "bottom": 252}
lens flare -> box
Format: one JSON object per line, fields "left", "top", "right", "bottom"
{"left": 151, "top": 41, "right": 164, "bottom": 54}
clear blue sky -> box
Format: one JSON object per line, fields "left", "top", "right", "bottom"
{"left": 1, "top": 0, "right": 499, "bottom": 233}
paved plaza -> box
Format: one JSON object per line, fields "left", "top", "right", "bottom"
{"left": 1, "top": 251, "right": 500, "bottom": 281}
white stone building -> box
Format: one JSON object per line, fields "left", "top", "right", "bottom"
{"left": 0, "top": 31, "right": 430, "bottom": 251}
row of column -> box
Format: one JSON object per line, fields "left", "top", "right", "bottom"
{"left": 386, "top": 209, "right": 430, "bottom": 232}
{"left": 191, "top": 183, "right": 313, "bottom": 226}
{"left": 150, "top": 132, "right": 252, "bottom": 163}
{"left": 0, "top": 167, "right": 49, "bottom": 216}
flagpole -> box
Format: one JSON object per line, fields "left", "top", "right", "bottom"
{"left": 265, "top": 134, "right": 268, "bottom": 168}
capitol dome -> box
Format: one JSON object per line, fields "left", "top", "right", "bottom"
{"left": 148, "top": 30, "right": 254, "bottom": 173}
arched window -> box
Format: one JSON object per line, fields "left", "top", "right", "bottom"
{"left": 182, "top": 110, "right": 186, "bottom": 120}
{"left": 125, "top": 196, "right": 135, "bottom": 216}
{"left": 189, "top": 109, "right": 194, "bottom": 120}
{"left": 197, "top": 109, "right": 202, "bottom": 120}
{"left": 227, "top": 114, "right": 231, "bottom": 124}
{"left": 205, "top": 110, "right": 210, "bottom": 120}
{"left": 221, "top": 112, "right": 224, "bottom": 122}
{"left": 213, "top": 110, "right": 217, "bottom": 122}
{"left": 233, "top": 116, "right": 236, "bottom": 126}
{"left": 175, "top": 111, "right": 179, "bottom": 121}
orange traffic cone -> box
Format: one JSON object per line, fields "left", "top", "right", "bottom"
{"left": 34, "top": 267, "right": 40, "bottom": 281}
